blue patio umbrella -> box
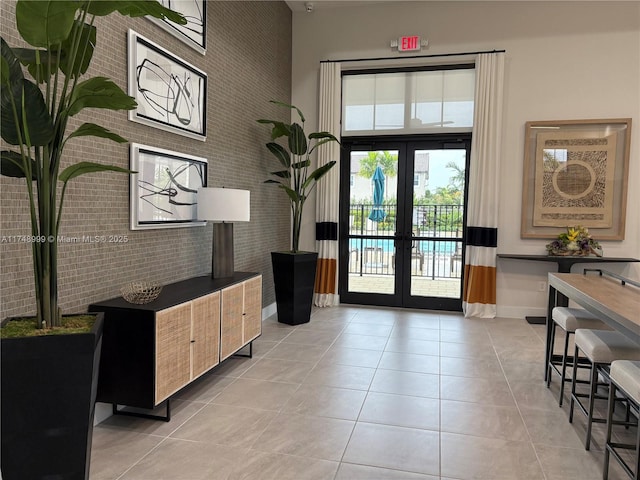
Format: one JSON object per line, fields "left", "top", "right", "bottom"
{"left": 368, "top": 165, "right": 386, "bottom": 222}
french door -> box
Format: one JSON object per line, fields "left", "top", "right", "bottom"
{"left": 339, "top": 135, "right": 470, "bottom": 311}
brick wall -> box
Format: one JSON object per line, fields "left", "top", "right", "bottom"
{"left": 0, "top": 1, "right": 292, "bottom": 318}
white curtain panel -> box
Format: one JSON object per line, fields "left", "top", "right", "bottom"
{"left": 463, "top": 52, "right": 505, "bottom": 318}
{"left": 314, "top": 62, "right": 342, "bottom": 307}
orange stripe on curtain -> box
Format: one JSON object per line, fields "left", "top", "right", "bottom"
{"left": 463, "top": 264, "right": 496, "bottom": 305}
{"left": 315, "top": 258, "right": 337, "bottom": 294}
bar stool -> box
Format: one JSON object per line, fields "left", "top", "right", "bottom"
{"left": 546, "top": 307, "right": 611, "bottom": 406}
{"left": 569, "top": 329, "right": 640, "bottom": 450}
{"left": 604, "top": 360, "right": 640, "bottom": 480}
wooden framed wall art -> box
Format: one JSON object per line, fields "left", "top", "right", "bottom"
{"left": 521, "top": 118, "right": 631, "bottom": 240}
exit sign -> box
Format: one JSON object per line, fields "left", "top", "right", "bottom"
{"left": 398, "top": 35, "right": 421, "bottom": 52}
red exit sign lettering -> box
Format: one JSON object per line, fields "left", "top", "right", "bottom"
{"left": 399, "top": 35, "right": 421, "bottom": 52}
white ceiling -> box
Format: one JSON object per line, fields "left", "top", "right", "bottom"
{"left": 285, "top": 0, "right": 599, "bottom": 12}
{"left": 285, "top": 1, "right": 393, "bottom": 13}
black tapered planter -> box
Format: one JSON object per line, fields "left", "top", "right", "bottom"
{"left": 272, "top": 251, "right": 318, "bottom": 325}
{"left": 1, "top": 313, "right": 104, "bottom": 480}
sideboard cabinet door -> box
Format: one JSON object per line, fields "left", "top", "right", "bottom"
{"left": 243, "top": 276, "right": 262, "bottom": 343}
{"left": 220, "top": 284, "right": 244, "bottom": 361}
{"left": 191, "top": 292, "right": 221, "bottom": 379}
{"left": 155, "top": 303, "right": 192, "bottom": 404}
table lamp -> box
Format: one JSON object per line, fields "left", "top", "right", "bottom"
{"left": 197, "top": 187, "right": 250, "bottom": 278}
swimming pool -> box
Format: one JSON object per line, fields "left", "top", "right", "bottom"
{"left": 349, "top": 238, "right": 459, "bottom": 254}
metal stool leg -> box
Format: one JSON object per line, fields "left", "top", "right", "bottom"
{"left": 559, "top": 330, "right": 572, "bottom": 406}
{"left": 603, "top": 380, "right": 615, "bottom": 480}
{"left": 585, "top": 361, "right": 600, "bottom": 450}
{"left": 547, "top": 320, "right": 557, "bottom": 388}
{"left": 569, "top": 344, "right": 580, "bottom": 424}
{"left": 635, "top": 423, "right": 640, "bottom": 480}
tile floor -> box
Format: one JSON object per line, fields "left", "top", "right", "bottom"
{"left": 90, "top": 306, "right": 635, "bottom": 479}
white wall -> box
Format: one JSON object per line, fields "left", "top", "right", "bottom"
{"left": 291, "top": 1, "right": 640, "bottom": 318}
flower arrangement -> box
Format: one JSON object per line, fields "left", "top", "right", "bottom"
{"left": 546, "top": 226, "right": 602, "bottom": 257}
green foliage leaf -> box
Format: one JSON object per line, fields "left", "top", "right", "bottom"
{"left": 308, "top": 131, "right": 340, "bottom": 154}
{"left": 292, "top": 160, "right": 311, "bottom": 169}
{"left": 1, "top": 38, "right": 24, "bottom": 83}
{"left": 87, "top": 0, "right": 187, "bottom": 25}
{"left": 14, "top": 22, "right": 96, "bottom": 83}
{"left": 1, "top": 150, "right": 36, "bottom": 179}
{"left": 269, "top": 100, "right": 305, "bottom": 123}
{"left": 308, "top": 131, "right": 339, "bottom": 142}
{"left": 1, "top": 77, "right": 54, "bottom": 146}
{"left": 269, "top": 169, "right": 291, "bottom": 179}
{"left": 67, "top": 77, "right": 137, "bottom": 116}
{"left": 257, "top": 119, "right": 290, "bottom": 140}
{"left": 302, "top": 161, "right": 336, "bottom": 190}
{"left": 288, "top": 123, "right": 307, "bottom": 156}
{"left": 59, "top": 161, "right": 134, "bottom": 183}
{"left": 309, "top": 138, "right": 338, "bottom": 154}
{"left": 0, "top": 57, "right": 8, "bottom": 84}
{"left": 15, "top": 0, "right": 77, "bottom": 48}
{"left": 358, "top": 151, "right": 398, "bottom": 179}
{"left": 13, "top": 47, "right": 61, "bottom": 84}
{"left": 60, "top": 21, "right": 96, "bottom": 78}
{"left": 67, "top": 123, "right": 128, "bottom": 143}
{"left": 279, "top": 185, "right": 300, "bottom": 203}
{"left": 266, "top": 142, "right": 290, "bottom": 167}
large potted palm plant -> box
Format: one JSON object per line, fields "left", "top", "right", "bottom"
{"left": 0, "top": 2, "right": 184, "bottom": 479}
{"left": 258, "top": 101, "right": 339, "bottom": 325}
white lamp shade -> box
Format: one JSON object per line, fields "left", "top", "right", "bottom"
{"left": 197, "top": 187, "right": 250, "bottom": 222}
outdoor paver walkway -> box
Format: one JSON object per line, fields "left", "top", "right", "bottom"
{"left": 349, "top": 274, "right": 461, "bottom": 298}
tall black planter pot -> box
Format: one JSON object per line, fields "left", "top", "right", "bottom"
{"left": 272, "top": 251, "right": 318, "bottom": 325}
{"left": 1, "top": 312, "right": 104, "bottom": 480}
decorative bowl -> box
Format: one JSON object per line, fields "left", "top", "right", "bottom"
{"left": 121, "top": 282, "right": 162, "bottom": 304}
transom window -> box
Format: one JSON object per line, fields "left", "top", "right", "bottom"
{"left": 342, "top": 66, "right": 475, "bottom": 136}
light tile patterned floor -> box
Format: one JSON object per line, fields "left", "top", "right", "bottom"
{"left": 90, "top": 306, "right": 634, "bottom": 479}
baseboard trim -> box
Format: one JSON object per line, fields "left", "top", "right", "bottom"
{"left": 262, "top": 302, "right": 277, "bottom": 321}
{"left": 497, "top": 305, "right": 547, "bottom": 320}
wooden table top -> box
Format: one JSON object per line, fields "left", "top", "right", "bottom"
{"left": 549, "top": 272, "right": 640, "bottom": 343}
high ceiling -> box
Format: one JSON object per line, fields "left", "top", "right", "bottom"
{"left": 285, "top": 1, "right": 392, "bottom": 13}
{"left": 286, "top": 0, "right": 593, "bottom": 12}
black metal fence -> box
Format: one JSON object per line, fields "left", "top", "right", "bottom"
{"left": 349, "top": 203, "right": 463, "bottom": 236}
{"left": 348, "top": 203, "right": 464, "bottom": 279}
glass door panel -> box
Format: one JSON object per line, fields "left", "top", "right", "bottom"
{"left": 407, "top": 148, "right": 466, "bottom": 305}
{"left": 346, "top": 149, "right": 399, "bottom": 296}
{"left": 339, "top": 137, "right": 469, "bottom": 311}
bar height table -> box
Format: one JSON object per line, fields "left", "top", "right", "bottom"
{"left": 544, "top": 270, "right": 640, "bottom": 382}
{"left": 497, "top": 254, "right": 639, "bottom": 324}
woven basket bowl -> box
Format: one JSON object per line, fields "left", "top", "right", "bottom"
{"left": 121, "top": 282, "right": 162, "bottom": 304}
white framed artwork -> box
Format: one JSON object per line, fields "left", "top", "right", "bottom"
{"left": 149, "top": 0, "right": 206, "bottom": 54}
{"left": 128, "top": 30, "right": 207, "bottom": 141}
{"left": 130, "top": 143, "right": 207, "bottom": 230}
